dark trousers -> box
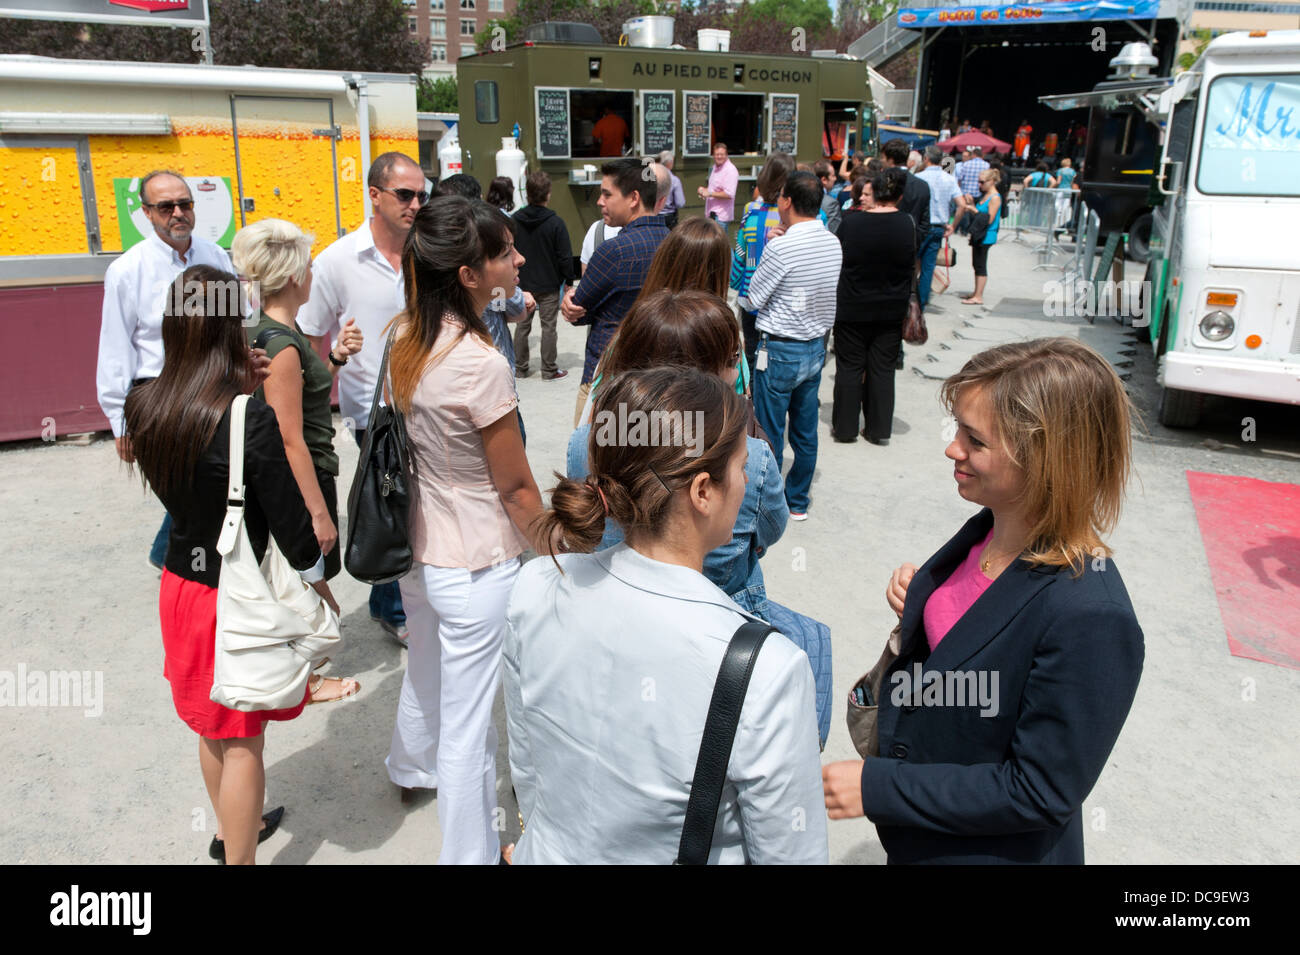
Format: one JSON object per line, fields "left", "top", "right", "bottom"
{"left": 741, "top": 309, "right": 760, "bottom": 375}
{"left": 353, "top": 427, "right": 406, "bottom": 625}
{"left": 832, "top": 320, "right": 903, "bottom": 442}
{"left": 513, "top": 288, "right": 560, "bottom": 377}
{"left": 664, "top": 211, "right": 679, "bottom": 230}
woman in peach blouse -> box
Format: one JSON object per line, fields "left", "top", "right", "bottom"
{"left": 387, "top": 196, "right": 550, "bottom": 865}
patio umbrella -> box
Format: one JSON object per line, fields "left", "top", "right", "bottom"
{"left": 940, "top": 130, "right": 1012, "bottom": 154}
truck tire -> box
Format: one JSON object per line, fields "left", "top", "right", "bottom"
{"left": 1156, "top": 306, "right": 1203, "bottom": 428}
{"left": 1127, "top": 212, "right": 1153, "bottom": 263}
{"left": 1158, "top": 385, "right": 1204, "bottom": 428}
{"left": 1134, "top": 261, "right": 1155, "bottom": 343}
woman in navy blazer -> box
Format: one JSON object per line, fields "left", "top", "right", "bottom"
{"left": 823, "top": 338, "right": 1144, "bottom": 864}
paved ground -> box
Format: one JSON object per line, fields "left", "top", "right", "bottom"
{"left": 2, "top": 233, "right": 1297, "bottom": 864}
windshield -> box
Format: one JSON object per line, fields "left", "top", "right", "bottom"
{"left": 1198, "top": 73, "right": 1300, "bottom": 197}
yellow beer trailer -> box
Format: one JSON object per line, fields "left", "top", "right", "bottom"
{"left": 0, "top": 55, "right": 417, "bottom": 441}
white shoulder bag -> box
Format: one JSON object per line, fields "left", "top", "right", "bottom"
{"left": 210, "top": 395, "right": 340, "bottom": 712}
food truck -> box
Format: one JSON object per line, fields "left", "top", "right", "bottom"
{"left": 0, "top": 55, "right": 417, "bottom": 441}
{"left": 1047, "top": 31, "right": 1300, "bottom": 426}
{"left": 454, "top": 29, "right": 874, "bottom": 242}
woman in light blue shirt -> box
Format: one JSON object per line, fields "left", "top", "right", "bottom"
{"left": 566, "top": 290, "right": 788, "bottom": 619}
{"left": 507, "top": 367, "right": 826, "bottom": 864}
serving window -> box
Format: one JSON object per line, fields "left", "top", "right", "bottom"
{"left": 711, "top": 92, "right": 766, "bottom": 156}
{"left": 569, "top": 89, "right": 635, "bottom": 159}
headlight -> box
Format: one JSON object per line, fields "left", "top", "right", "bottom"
{"left": 1199, "top": 310, "right": 1234, "bottom": 341}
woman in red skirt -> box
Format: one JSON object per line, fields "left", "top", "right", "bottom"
{"left": 124, "top": 266, "right": 351, "bottom": 864}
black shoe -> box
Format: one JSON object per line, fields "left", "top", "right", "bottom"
{"left": 208, "top": 806, "right": 284, "bottom": 863}
{"left": 862, "top": 432, "right": 890, "bottom": 446}
{"left": 832, "top": 433, "right": 858, "bottom": 444}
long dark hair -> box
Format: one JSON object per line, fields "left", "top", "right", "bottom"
{"left": 602, "top": 290, "right": 738, "bottom": 380}
{"left": 123, "top": 265, "right": 250, "bottom": 497}
{"left": 389, "top": 196, "right": 511, "bottom": 413}
{"left": 637, "top": 217, "right": 730, "bottom": 301}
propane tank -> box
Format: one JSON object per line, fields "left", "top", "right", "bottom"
{"left": 495, "top": 136, "right": 527, "bottom": 212}
{"left": 438, "top": 128, "right": 463, "bottom": 181}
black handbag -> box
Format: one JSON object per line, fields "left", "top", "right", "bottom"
{"left": 344, "top": 326, "right": 413, "bottom": 585}
{"left": 675, "top": 620, "right": 775, "bottom": 865}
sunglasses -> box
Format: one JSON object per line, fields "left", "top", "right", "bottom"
{"left": 144, "top": 199, "right": 194, "bottom": 215}
{"left": 379, "top": 186, "right": 429, "bottom": 206}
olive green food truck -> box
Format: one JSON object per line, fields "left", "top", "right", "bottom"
{"left": 455, "top": 38, "right": 873, "bottom": 240}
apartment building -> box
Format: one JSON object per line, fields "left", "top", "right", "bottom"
{"left": 1181, "top": 1, "right": 1300, "bottom": 57}
{"left": 404, "top": 0, "right": 517, "bottom": 77}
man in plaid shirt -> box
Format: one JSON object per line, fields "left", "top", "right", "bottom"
{"left": 561, "top": 157, "right": 669, "bottom": 425}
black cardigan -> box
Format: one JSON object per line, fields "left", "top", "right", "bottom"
{"left": 157, "top": 398, "right": 321, "bottom": 588}
{"left": 835, "top": 209, "right": 917, "bottom": 322}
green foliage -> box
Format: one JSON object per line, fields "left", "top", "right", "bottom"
{"left": 417, "top": 75, "right": 459, "bottom": 113}
{"left": 1177, "top": 28, "right": 1213, "bottom": 72}
{"left": 743, "top": 0, "right": 833, "bottom": 34}
{"left": 0, "top": 0, "right": 430, "bottom": 73}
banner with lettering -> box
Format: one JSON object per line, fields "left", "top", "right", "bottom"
{"left": 897, "top": 0, "right": 1161, "bottom": 29}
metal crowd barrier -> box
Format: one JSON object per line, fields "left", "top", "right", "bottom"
{"left": 1012, "top": 186, "right": 1080, "bottom": 271}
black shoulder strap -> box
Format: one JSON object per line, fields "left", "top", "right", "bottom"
{"left": 675, "top": 620, "right": 776, "bottom": 865}
{"left": 252, "top": 326, "right": 295, "bottom": 352}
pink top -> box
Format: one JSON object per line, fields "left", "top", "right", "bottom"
{"left": 405, "top": 317, "right": 527, "bottom": 571}
{"left": 922, "top": 529, "right": 995, "bottom": 651}
{"left": 706, "top": 160, "right": 739, "bottom": 223}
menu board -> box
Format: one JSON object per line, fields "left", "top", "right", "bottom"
{"left": 683, "top": 91, "right": 712, "bottom": 157}
{"left": 536, "top": 87, "right": 571, "bottom": 159}
{"left": 770, "top": 94, "right": 798, "bottom": 155}
{"left": 641, "top": 90, "right": 674, "bottom": 156}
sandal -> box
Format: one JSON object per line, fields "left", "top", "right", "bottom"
{"left": 308, "top": 674, "right": 360, "bottom": 704}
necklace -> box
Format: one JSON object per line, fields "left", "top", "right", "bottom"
{"left": 980, "top": 545, "right": 1017, "bottom": 575}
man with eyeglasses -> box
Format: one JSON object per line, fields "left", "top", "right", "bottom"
{"left": 96, "top": 169, "right": 234, "bottom": 571}
{"left": 298, "top": 152, "right": 428, "bottom": 648}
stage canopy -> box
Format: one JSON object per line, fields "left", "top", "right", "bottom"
{"left": 897, "top": 0, "right": 1163, "bottom": 30}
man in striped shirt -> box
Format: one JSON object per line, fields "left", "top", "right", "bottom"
{"left": 746, "top": 170, "right": 843, "bottom": 521}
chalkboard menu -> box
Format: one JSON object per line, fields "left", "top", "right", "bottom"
{"left": 641, "top": 90, "right": 674, "bottom": 156}
{"left": 770, "top": 94, "right": 798, "bottom": 155}
{"left": 683, "top": 92, "right": 712, "bottom": 157}
{"left": 536, "top": 87, "right": 571, "bottom": 159}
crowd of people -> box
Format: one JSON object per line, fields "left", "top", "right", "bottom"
{"left": 98, "top": 142, "right": 1144, "bottom": 865}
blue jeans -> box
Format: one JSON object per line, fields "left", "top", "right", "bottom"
{"left": 917, "top": 224, "right": 947, "bottom": 309}
{"left": 149, "top": 512, "right": 172, "bottom": 568}
{"left": 752, "top": 336, "right": 824, "bottom": 513}
{"left": 354, "top": 427, "right": 406, "bottom": 626}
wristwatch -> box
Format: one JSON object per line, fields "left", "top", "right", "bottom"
{"left": 328, "top": 349, "right": 348, "bottom": 367}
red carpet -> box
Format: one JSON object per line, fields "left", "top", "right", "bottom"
{"left": 1186, "top": 471, "right": 1300, "bottom": 670}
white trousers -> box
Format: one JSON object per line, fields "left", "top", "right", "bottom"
{"left": 388, "top": 558, "right": 519, "bottom": 865}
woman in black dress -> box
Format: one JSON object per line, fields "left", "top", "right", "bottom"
{"left": 831, "top": 167, "right": 916, "bottom": 445}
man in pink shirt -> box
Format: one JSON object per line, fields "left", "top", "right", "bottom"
{"left": 698, "top": 142, "right": 739, "bottom": 225}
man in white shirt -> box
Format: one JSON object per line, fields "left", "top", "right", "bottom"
{"left": 915, "top": 145, "right": 961, "bottom": 311}
{"left": 746, "top": 171, "right": 842, "bottom": 521}
{"left": 96, "top": 169, "right": 234, "bottom": 569}
{"left": 298, "top": 152, "right": 426, "bottom": 645}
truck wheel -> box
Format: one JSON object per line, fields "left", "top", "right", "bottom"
{"left": 1134, "top": 261, "right": 1155, "bottom": 343}
{"left": 1127, "top": 213, "right": 1153, "bottom": 263}
{"left": 1158, "top": 385, "right": 1204, "bottom": 428}
{"left": 1156, "top": 307, "right": 1202, "bottom": 428}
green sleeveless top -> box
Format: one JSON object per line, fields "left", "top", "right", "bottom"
{"left": 245, "top": 311, "right": 339, "bottom": 476}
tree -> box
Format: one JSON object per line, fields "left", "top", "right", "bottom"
{"left": 1177, "top": 28, "right": 1213, "bottom": 72}
{"left": 0, "top": 0, "right": 430, "bottom": 73}
{"left": 417, "top": 76, "right": 459, "bottom": 113}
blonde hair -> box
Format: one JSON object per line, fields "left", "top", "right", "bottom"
{"left": 231, "top": 218, "right": 314, "bottom": 299}
{"left": 941, "top": 338, "right": 1134, "bottom": 575}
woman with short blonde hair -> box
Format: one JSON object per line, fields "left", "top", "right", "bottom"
{"left": 232, "top": 219, "right": 362, "bottom": 702}
{"left": 823, "top": 337, "right": 1145, "bottom": 865}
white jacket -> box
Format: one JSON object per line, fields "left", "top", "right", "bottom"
{"left": 504, "top": 544, "right": 828, "bottom": 864}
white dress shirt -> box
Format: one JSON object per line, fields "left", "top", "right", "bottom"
{"left": 504, "top": 543, "right": 828, "bottom": 865}
{"left": 297, "top": 221, "right": 406, "bottom": 429}
{"left": 96, "top": 232, "right": 233, "bottom": 436}
{"left": 746, "top": 219, "right": 842, "bottom": 341}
